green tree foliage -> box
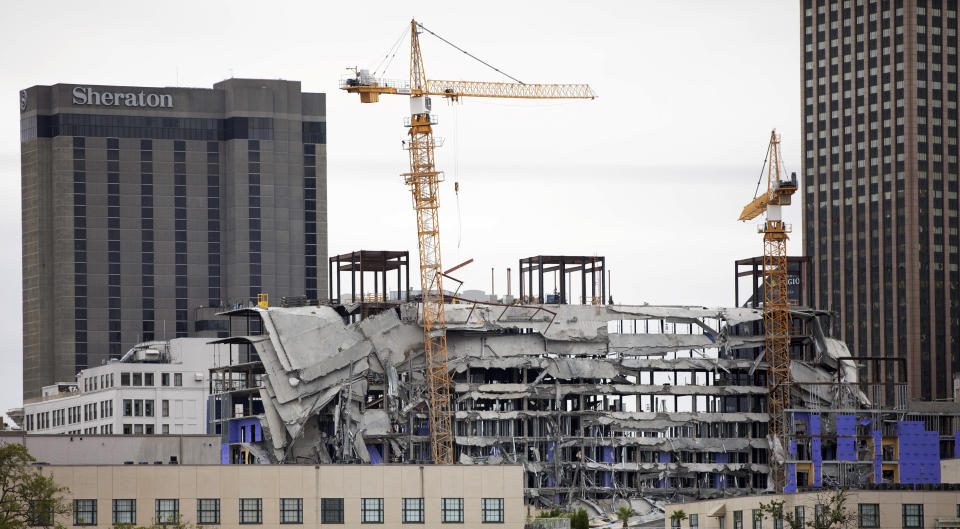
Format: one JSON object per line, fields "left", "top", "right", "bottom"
{"left": 616, "top": 506, "right": 636, "bottom": 529}
{"left": 758, "top": 489, "right": 857, "bottom": 529}
{"left": 570, "top": 508, "right": 589, "bottom": 529}
{"left": 671, "top": 510, "right": 688, "bottom": 528}
{"left": 112, "top": 514, "right": 198, "bottom": 529}
{"left": 0, "top": 443, "right": 70, "bottom": 529}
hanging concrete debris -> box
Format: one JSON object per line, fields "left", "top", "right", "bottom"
{"left": 210, "top": 301, "right": 857, "bottom": 509}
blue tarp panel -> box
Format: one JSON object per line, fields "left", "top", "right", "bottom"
{"left": 898, "top": 421, "right": 940, "bottom": 484}
{"left": 784, "top": 463, "right": 797, "bottom": 493}
{"left": 228, "top": 417, "right": 261, "bottom": 444}
{"left": 659, "top": 451, "right": 670, "bottom": 487}
{"left": 601, "top": 447, "right": 614, "bottom": 488}
{"left": 955, "top": 431, "right": 960, "bottom": 459}
{"left": 836, "top": 414, "right": 857, "bottom": 461}
{"left": 810, "top": 414, "right": 822, "bottom": 486}
{"left": 872, "top": 429, "right": 882, "bottom": 484}
{"left": 367, "top": 444, "right": 383, "bottom": 464}
{"left": 714, "top": 453, "right": 726, "bottom": 488}
{"left": 220, "top": 444, "right": 229, "bottom": 464}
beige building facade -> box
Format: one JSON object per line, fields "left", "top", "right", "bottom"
{"left": 667, "top": 490, "right": 960, "bottom": 529}
{"left": 44, "top": 464, "right": 523, "bottom": 529}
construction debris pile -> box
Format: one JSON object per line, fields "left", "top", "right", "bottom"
{"left": 213, "top": 302, "right": 857, "bottom": 508}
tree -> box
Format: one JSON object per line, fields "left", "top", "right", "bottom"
{"left": 570, "top": 508, "right": 589, "bottom": 529}
{"left": 758, "top": 489, "right": 857, "bottom": 529}
{"left": 615, "top": 506, "right": 636, "bottom": 529}
{"left": 0, "top": 443, "right": 70, "bottom": 529}
{"left": 670, "top": 510, "right": 688, "bottom": 528}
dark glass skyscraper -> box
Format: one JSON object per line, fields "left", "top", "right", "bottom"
{"left": 801, "top": 0, "right": 959, "bottom": 400}
{"left": 20, "top": 79, "right": 328, "bottom": 399}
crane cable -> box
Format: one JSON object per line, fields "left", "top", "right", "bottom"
{"left": 453, "top": 104, "right": 462, "bottom": 249}
{"left": 416, "top": 22, "right": 525, "bottom": 85}
{"left": 753, "top": 140, "right": 771, "bottom": 200}
{"left": 372, "top": 25, "right": 410, "bottom": 78}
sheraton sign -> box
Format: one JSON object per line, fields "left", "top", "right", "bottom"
{"left": 72, "top": 86, "right": 173, "bottom": 108}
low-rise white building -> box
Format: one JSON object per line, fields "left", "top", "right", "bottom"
{"left": 21, "top": 339, "right": 214, "bottom": 435}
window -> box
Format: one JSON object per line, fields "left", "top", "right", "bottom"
{"left": 174, "top": 373, "right": 182, "bottom": 386}
{"left": 734, "top": 511, "right": 743, "bottom": 529}
{"left": 689, "top": 515, "right": 699, "bottom": 529}
{"left": 144, "top": 373, "right": 154, "bottom": 386}
{"left": 162, "top": 400, "right": 169, "bottom": 417}
{"left": 120, "top": 373, "right": 130, "bottom": 386}
{"left": 321, "top": 498, "right": 344, "bottom": 524}
{"left": 442, "top": 498, "right": 464, "bottom": 523}
{"left": 795, "top": 507, "right": 805, "bottom": 528}
{"left": 402, "top": 498, "right": 424, "bottom": 524}
{"left": 774, "top": 516, "right": 783, "bottom": 529}
{"left": 672, "top": 516, "right": 681, "bottom": 528}
{"left": 482, "top": 498, "right": 504, "bottom": 524}
{"left": 858, "top": 504, "right": 878, "bottom": 528}
{"left": 815, "top": 505, "right": 824, "bottom": 525}
{"left": 240, "top": 498, "right": 262, "bottom": 524}
{"left": 161, "top": 373, "right": 170, "bottom": 386}
{"left": 903, "top": 504, "right": 923, "bottom": 528}
{"left": 132, "top": 373, "right": 142, "bottom": 386}
{"left": 156, "top": 499, "right": 178, "bottom": 525}
{"left": 74, "top": 499, "right": 97, "bottom": 526}
{"left": 197, "top": 499, "right": 220, "bottom": 525}
{"left": 29, "top": 501, "right": 53, "bottom": 527}
{"left": 362, "top": 498, "right": 384, "bottom": 524}
{"left": 145, "top": 400, "right": 154, "bottom": 417}
{"left": 113, "top": 499, "right": 136, "bottom": 525}
{"left": 719, "top": 518, "right": 725, "bottom": 529}
{"left": 280, "top": 498, "right": 303, "bottom": 524}
{"left": 753, "top": 509, "right": 761, "bottom": 529}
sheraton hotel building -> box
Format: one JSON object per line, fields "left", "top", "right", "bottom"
{"left": 19, "top": 79, "right": 327, "bottom": 399}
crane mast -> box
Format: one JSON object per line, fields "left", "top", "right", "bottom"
{"left": 342, "top": 19, "right": 595, "bottom": 465}
{"left": 739, "top": 130, "right": 797, "bottom": 492}
{"left": 404, "top": 21, "right": 455, "bottom": 464}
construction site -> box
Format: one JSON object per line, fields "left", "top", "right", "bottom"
{"left": 204, "top": 16, "right": 960, "bottom": 521}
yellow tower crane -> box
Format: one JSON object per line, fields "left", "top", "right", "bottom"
{"left": 341, "top": 19, "right": 595, "bottom": 464}
{"left": 738, "top": 130, "right": 798, "bottom": 492}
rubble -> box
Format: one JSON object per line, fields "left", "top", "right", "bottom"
{"left": 211, "top": 302, "right": 854, "bottom": 508}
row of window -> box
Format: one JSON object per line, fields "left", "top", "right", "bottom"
{"left": 119, "top": 371, "right": 183, "bottom": 387}
{"left": 714, "top": 503, "right": 925, "bottom": 529}
{"left": 65, "top": 497, "right": 505, "bottom": 526}
{"left": 120, "top": 423, "right": 177, "bottom": 435}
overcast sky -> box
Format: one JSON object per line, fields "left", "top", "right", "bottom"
{"left": 0, "top": 0, "right": 802, "bottom": 411}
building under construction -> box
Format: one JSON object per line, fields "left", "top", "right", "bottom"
{"left": 204, "top": 251, "right": 960, "bottom": 512}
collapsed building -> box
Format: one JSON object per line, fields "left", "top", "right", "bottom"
{"left": 209, "top": 298, "right": 867, "bottom": 507}
{"left": 205, "top": 253, "right": 960, "bottom": 511}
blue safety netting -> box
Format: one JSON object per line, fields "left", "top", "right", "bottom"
{"left": 872, "top": 429, "right": 882, "bottom": 484}
{"left": 810, "top": 414, "right": 822, "bottom": 486}
{"left": 898, "top": 421, "right": 940, "bottom": 484}
{"left": 836, "top": 414, "right": 857, "bottom": 461}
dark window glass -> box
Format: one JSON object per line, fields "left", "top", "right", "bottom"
{"left": 321, "top": 498, "right": 344, "bottom": 524}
